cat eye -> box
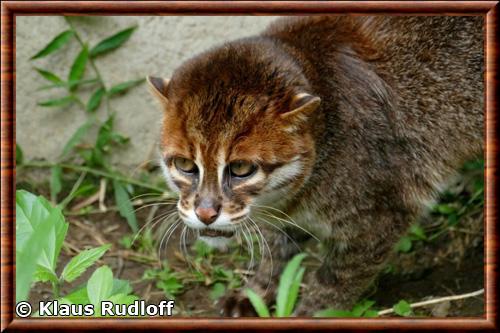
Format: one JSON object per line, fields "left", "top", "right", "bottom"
{"left": 229, "top": 161, "right": 257, "bottom": 178}
{"left": 173, "top": 157, "right": 197, "bottom": 174}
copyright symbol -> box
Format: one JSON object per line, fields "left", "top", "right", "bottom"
{"left": 15, "top": 301, "right": 32, "bottom": 318}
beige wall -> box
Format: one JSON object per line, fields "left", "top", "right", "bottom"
{"left": 16, "top": 16, "right": 276, "bottom": 170}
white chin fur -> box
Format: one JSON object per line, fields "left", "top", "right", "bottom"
{"left": 199, "top": 236, "right": 231, "bottom": 251}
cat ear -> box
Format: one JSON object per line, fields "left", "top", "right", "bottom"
{"left": 281, "top": 93, "right": 321, "bottom": 122}
{"left": 147, "top": 76, "right": 170, "bottom": 104}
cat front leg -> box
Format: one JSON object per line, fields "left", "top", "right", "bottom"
{"left": 295, "top": 221, "right": 405, "bottom": 316}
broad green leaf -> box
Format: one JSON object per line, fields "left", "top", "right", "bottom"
{"left": 16, "top": 144, "right": 23, "bottom": 165}
{"left": 351, "top": 300, "right": 375, "bottom": 317}
{"left": 395, "top": 236, "right": 412, "bottom": 253}
{"left": 209, "top": 283, "right": 226, "bottom": 300}
{"left": 62, "top": 286, "right": 90, "bottom": 305}
{"left": 35, "top": 68, "right": 64, "bottom": 84}
{"left": 31, "top": 30, "right": 74, "bottom": 60}
{"left": 38, "top": 96, "right": 75, "bottom": 108}
{"left": 275, "top": 253, "right": 307, "bottom": 317}
{"left": 50, "top": 166, "right": 62, "bottom": 203}
{"left": 111, "top": 279, "right": 133, "bottom": 296}
{"left": 61, "top": 244, "right": 111, "bottom": 283}
{"left": 87, "top": 266, "right": 114, "bottom": 309}
{"left": 106, "top": 293, "right": 138, "bottom": 305}
{"left": 363, "top": 310, "right": 379, "bottom": 317}
{"left": 245, "top": 288, "right": 270, "bottom": 317}
{"left": 313, "top": 309, "right": 353, "bottom": 317}
{"left": 108, "top": 79, "right": 144, "bottom": 96}
{"left": 61, "top": 119, "right": 93, "bottom": 157}
{"left": 33, "top": 265, "right": 58, "bottom": 284}
{"left": 113, "top": 180, "right": 138, "bottom": 232}
{"left": 409, "top": 224, "right": 426, "bottom": 241}
{"left": 393, "top": 300, "right": 412, "bottom": 317}
{"left": 285, "top": 266, "right": 305, "bottom": 316}
{"left": 90, "top": 26, "right": 137, "bottom": 57}
{"left": 15, "top": 190, "right": 68, "bottom": 302}
{"left": 68, "top": 47, "right": 89, "bottom": 91}
{"left": 86, "top": 87, "right": 105, "bottom": 112}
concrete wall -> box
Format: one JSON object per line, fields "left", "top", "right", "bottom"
{"left": 16, "top": 16, "right": 276, "bottom": 170}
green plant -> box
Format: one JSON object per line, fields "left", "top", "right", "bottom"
{"left": 245, "top": 253, "right": 307, "bottom": 317}
{"left": 16, "top": 190, "right": 138, "bottom": 316}
{"left": 24, "top": 16, "right": 167, "bottom": 233}
{"left": 143, "top": 262, "right": 184, "bottom": 300}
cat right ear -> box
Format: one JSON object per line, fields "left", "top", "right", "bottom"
{"left": 147, "top": 76, "right": 170, "bottom": 104}
{"left": 281, "top": 93, "right": 321, "bottom": 122}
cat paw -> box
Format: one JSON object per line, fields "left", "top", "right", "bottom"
{"left": 219, "top": 290, "right": 258, "bottom": 317}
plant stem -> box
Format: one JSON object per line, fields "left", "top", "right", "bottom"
{"left": 377, "top": 288, "right": 484, "bottom": 316}
{"left": 21, "top": 161, "right": 167, "bottom": 194}
{"left": 64, "top": 16, "right": 110, "bottom": 116}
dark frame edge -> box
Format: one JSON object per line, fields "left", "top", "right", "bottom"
{"left": 1, "top": 1, "right": 498, "bottom": 331}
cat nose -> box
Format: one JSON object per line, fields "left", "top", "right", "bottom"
{"left": 195, "top": 199, "right": 221, "bottom": 225}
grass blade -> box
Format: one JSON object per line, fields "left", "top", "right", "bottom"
{"left": 113, "top": 180, "right": 138, "bottom": 233}
{"left": 31, "top": 30, "right": 74, "bottom": 60}
{"left": 86, "top": 87, "right": 105, "bottom": 113}
{"left": 245, "top": 288, "right": 270, "bottom": 317}
{"left": 90, "top": 26, "right": 137, "bottom": 57}
{"left": 275, "top": 253, "right": 307, "bottom": 317}
{"left": 108, "top": 79, "right": 144, "bottom": 96}
{"left": 35, "top": 68, "right": 64, "bottom": 84}
{"left": 50, "top": 165, "right": 62, "bottom": 203}
{"left": 61, "top": 119, "right": 93, "bottom": 158}
{"left": 68, "top": 47, "right": 89, "bottom": 91}
{"left": 38, "top": 96, "right": 75, "bottom": 108}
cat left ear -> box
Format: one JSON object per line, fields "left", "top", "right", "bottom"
{"left": 147, "top": 76, "right": 170, "bottom": 104}
{"left": 281, "top": 93, "right": 321, "bottom": 122}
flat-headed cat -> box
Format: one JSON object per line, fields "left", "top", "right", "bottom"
{"left": 147, "top": 16, "right": 483, "bottom": 315}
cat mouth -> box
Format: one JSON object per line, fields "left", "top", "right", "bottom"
{"left": 200, "top": 228, "right": 235, "bottom": 238}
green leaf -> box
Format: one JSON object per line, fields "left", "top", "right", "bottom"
{"left": 351, "top": 300, "right": 375, "bottom": 317}
{"left": 245, "top": 288, "right": 270, "bottom": 317}
{"left": 395, "top": 236, "right": 412, "bottom": 253}
{"left": 285, "top": 266, "right": 305, "bottom": 316}
{"left": 275, "top": 253, "right": 307, "bottom": 317}
{"left": 38, "top": 96, "right": 75, "bottom": 108}
{"left": 35, "top": 68, "right": 64, "bottom": 84}
{"left": 68, "top": 47, "right": 89, "bottom": 91}
{"left": 50, "top": 166, "right": 62, "bottom": 203}
{"left": 90, "top": 26, "right": 137, "bottom": 57}
{"left": 409, "top": 224, "right": 427, "bottom": 241}
{"left": 106, "top": 293, "right": 138, "bottom": 305}
{"left": 87, "top": 266, "right": 114, "bottom": 309}
{"left": 209, "top": 283, "right": 226, "bottom": 301}
{"left": 61, "top": 119, "right": 93, "bottom": 158}
{"left": 86, "top": 87, "right": 105, "bottom": 113}
{"left": 436, "top": 204, "right": 455, "bottom": 215}
{"left": 15, "top": 190, "right": 68, "bottom": 302}
{"left": 16, "top": 144, "right": 23, "bottom": 165}
{"left": 363, "top": 310, "right": 379, "bottom": 318}
{"left": 61, "top": 286, "right": 90, "bottom": 305}
{"left": 313, "top": 308, "right": 353, "bottom": 317}
{"left": 393, "top": 300, "right": 412, "bottom": 317}
{"left": 61, "top": 244, "right": 111, "bottom": 283}
{"left": 33, "top": 265, "right": 58, "bottom": 284}
{"left": 111, "top": 279, "right": 133, "bottom": 296}
{"left": 31, "top": 30, "right": 74, "bottom": 60}
{"left": 108, "top": 79, "right": 144, "bottom": 96}
{"left": 113, "top": 180, "right": 138, "bottom": 233}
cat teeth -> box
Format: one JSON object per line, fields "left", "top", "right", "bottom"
{"left": 200, "top": 228, "right": 234, "bottom": 238}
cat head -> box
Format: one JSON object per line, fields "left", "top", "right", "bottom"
{"left": 148, "top": 39, "right": 320, "bottom": 248}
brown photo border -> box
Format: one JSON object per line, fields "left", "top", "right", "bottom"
{"left": 1, "top": 1, "right": 498, "bottom": 331}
